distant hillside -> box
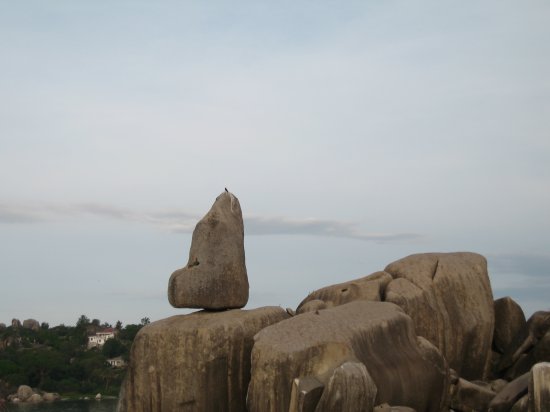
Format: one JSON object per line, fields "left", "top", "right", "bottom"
{"left": 0, "top": 316, "right": 148, "bottom": 398}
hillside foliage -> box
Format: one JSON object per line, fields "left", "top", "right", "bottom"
{"left": 0, "top": 316, "right": 146, "bottom": 397}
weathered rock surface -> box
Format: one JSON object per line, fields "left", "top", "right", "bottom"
{"left": 384, "top": 252, "right": 494, "bottom": 380}
{"left": 247, "top": 301, "right": 448, "bottom": 412}
{"left": 450, "top": 378, "right": 496, "bottom": 412}
{"left": 315, "top": 361, "right": 378, "bottom": 412}
{"left": 529, "top": 362, "right": 550, "bottom": 412}
{"left": 22, "top": 319, "right": 40, "bottom": 331}
{"left": 493, "top": 297, "right": 526, "bottom": 354}
{"left": 168, "top": 190, "right": 249, "bottom": 309}
{"left": 488, "top": 372, "right": 529, "bottom": 412}
{"left": 117, "top": 306, "right": 288, "bottom": 412}
{"left": 11, "top": 319, "right": 21, "bottom": 329}
{"left": 296, "top": 271, "right": 392, "bottom": 314}
{"left": 374, "top": 404, "right": 417, "bottom": 412}
{"left": 498, "top": 311, "right": 550, "bottom": 378}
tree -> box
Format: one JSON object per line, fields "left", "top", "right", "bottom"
{"left": 140, "top": 317, "right": 150, "bottom": 326}
{"left": 102, "top": 339, "right": 126, "bottom": 359}
{"left": 76, "top": 315, "right": 90, "bottom": 328}
{"left": 115, "top": 321, "right": 122, "bottom": 331}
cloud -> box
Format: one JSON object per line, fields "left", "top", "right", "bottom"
{"left": 0, "top": 201, "right": 420, "bottom": 242}
{"left": 244, "top": 216, "right": 421, "bottom": 242}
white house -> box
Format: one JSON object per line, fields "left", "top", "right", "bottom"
{"left": 87, "top": 328, "right": 116, "bottom": 349}
{"left": 107, "top": 356, "right": 126, "bottom": 368}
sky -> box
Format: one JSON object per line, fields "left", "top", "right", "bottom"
{"left": 1, "top": 1, "right": 549, "bottom": 327}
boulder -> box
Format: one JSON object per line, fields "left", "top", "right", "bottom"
{"left": 28, "top": 393, "right": 43, "bottom": 403}
{"left": 117, "top": 306, "right": 288, "bottom": 412}
{"left": 0, "top": 323, "right": 6, "bottom": 330}
{"left": 498, "top": 311, "right": 550, "bottom": 377}
{"left": 450, "top": 378, "right": 496, "bottom": 412}
{"left": 528, "top": 362, "right": 550, "bottom": 412}
{"left": 11, "top": 319, "right": 21, "bottom": 329}
{"left": 42, "top": 392, "right": 60, "bottom": 401}
{"left": 247, "top": 301, "right": 449, "bottom": 412}
{"left": 488, "top": 372, "right": 529, "bottom": 412}
{"left": 168, "top": 190, "right": 249, "bottom": 309}
{"left": 384, "top": 252, "right": 494, "bottom": 380}
{"left": 296, "top": 271, "right": 393, "bottom": 314}
{"left": 17, "top": 385, "right": 33, "bottom": 402}
{"left": 493, "top": 297, "right": 526, "bottom": 354}
{"left": 22, "top": 319, "right": 40, "bottom": 331}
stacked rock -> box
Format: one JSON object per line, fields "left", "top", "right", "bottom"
{"left": 118, "top": 191, "right": 288, "bottom": 412}
{"left": 168, "top": 189, "right": 249, "bottom": 310}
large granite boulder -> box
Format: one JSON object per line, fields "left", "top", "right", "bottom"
{"left": 117, "top": 307, "right": 288, "bottom": 412}
{"left": 296, "top": 271, "right": 392, "bottom": 314}
{"left": 384, "top": 252, "right": 494, "bottom": 380}
{"left": 247, "top": 301, "right": 449, "bottom": 412}
{"left": 168, "top": 190, "right": 249, "bottom": 309}
{"left": 493, "top": 297, "right": 526, "bottom": 354}
{"left": 296, "top": 252, "right": 494, "bottom": 381}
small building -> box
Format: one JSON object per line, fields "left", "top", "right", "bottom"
{"left": 87, "top": 328, "right": 116, "bottom": 349}
{"left": 107, "top": 356, "right": 126, "bottom": 368}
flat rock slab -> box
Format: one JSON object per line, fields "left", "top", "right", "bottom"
{"left": 247, "top": 301, "right": 448, "bottom": 412}
{"left": 117, "top": 307, "right": 289, "bottom": 412}
{"left": 168, "top": 191, "right": 249, "bottom": 309}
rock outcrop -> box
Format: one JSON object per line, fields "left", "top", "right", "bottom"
{"left": 168, "top": 190, "right": 249, "bottom": 310}
{"left": 22, "top": 319, "right": 40, "bottom": 331}
{"left": 117, "top": 306, "right": 288, "bottom": 412}
{"left": 384, "top": 252, "right": 494, "bottom": 380}
{"left": 247, "top": 301, "right": 449, "bottom": 412}
{"left": 297, "top": 252, "right": 494, "bottom": 381}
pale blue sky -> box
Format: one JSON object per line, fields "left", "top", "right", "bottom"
{"left": 1, "top": 1, "right": 549, "bottom": 326}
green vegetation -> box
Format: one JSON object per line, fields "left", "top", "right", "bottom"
{"left": 0, "top": 316, "right": 147, "bottom": 397}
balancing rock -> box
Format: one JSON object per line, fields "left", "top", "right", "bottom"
{"left": 168, "top": 190, "right": 249, "bottom": 309}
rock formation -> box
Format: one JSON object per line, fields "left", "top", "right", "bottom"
{"left": 114, "top": 191, "right": 550, "bottom": 412}
{"left": 168, "top": 190, "right": 249, "bottom": 309}
{"left": 22, "top": 319, "right": 40, "bottom": 331}
{"left": 297, "top": 252, "right": 494, "bottom": 381}
{"left": 117, "top": 307, "right": 288, "bottom": 412}
{"left": 247, "top": 301, "right": 449, "bottom": 412}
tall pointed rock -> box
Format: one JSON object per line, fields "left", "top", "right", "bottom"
{"left": 168, "top": 190, "right": 249, "bottom": 309}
